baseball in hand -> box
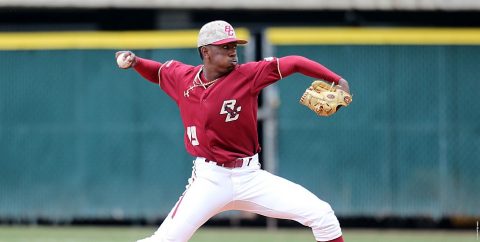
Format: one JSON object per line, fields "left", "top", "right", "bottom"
{"left": 117, "top": 52, "right": 133, "bottom": 69}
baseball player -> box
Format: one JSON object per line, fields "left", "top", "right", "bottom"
{"left": 115, "top": 20, "right": 350, "bottom": 242}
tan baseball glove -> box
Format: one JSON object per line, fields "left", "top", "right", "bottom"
{"left": 300, "top": 80, "right": 352, "bottom": 116}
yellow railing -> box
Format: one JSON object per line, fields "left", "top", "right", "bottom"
{"left": 0, "top": 29, "right": 250, "bottom": 50}
{"left": 267, "top": 27, "right": 480, "bottom": 45}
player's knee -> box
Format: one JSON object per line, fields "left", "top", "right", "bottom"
{"left": 311, "top": 206, "right": 342, "bottom": 242}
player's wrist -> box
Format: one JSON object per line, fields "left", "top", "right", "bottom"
{"left": 338, "top": 78, "right": 350, "bottom": 93}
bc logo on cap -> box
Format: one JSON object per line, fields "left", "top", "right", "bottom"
{"left": 225, "top": 25, "right": 234, "bottom": 36}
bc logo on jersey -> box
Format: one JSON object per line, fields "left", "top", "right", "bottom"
{"left": 220, "top": 100, "right": 242, "bottom": 122}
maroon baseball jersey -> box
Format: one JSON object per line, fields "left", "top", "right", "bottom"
{"left": 158, "top": 58, "right": 282, "bottom": 163}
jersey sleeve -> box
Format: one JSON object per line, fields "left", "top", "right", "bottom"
{"left": 278, "top": 55, "right": 342, "bottom": 83}
{"left": 133, "top": 57, "right": 162, "bottom": 84}
{"left": 250, "top": 57, "right": 283, "bottom": 94}
{"left": 158, "top": 60, "right": 191, "bottom": 103}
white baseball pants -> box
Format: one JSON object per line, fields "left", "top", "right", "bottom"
{"left": 137, "top": 154, "right": 342, "bottom": 242}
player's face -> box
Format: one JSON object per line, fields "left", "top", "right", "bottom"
{"left": 205, "top": 43, "right": 238, "bottom": 72}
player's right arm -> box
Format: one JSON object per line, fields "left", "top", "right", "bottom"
{"left": 115, "top": 51, "right": 162, "bottom": 84}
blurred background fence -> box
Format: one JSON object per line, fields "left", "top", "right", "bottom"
{"left": 0, "top": 0, "right": 479, "bottom": 226}
{"left": 269, "top": 32, "right": 480, "bottom": 219}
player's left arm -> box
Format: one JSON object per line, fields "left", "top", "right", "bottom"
{"left": 278, "top": 55, "right": 350, "bottom": 93}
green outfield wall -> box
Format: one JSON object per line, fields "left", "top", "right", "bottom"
{"left": 0, "top": 28, "right": 478, "bottom": 221}
{"left": 268, "top": 28, "right": 480, "bottom": 218}
{"left": 0, "top": 49, "right": 195, "bottom": 221}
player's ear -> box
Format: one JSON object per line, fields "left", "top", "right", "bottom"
{"left": 198, "top": 47, "right": 204, "bottom": 60}
{"left": 199, "top": 46, "right": 205, "bottom": 59}
{"left": 200, "top": 46, "right": 211, "bottom": 60}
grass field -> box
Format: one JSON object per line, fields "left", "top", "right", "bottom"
{"left": 0, "top": 226, "right": 475, "bottom": 242}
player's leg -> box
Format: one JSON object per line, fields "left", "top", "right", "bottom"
{"left": 231, "top": 169, "right": 343, "bottom": 242}
{"left": 137, "top": 161, "right": 233, "bottom": 242}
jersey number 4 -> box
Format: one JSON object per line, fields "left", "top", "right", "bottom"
{"left": 187, "top": 126, "right": 199, "bottom": 146}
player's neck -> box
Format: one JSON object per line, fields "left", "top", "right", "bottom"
{"left": 198, "top": 70, "right": 218, "bottom": 87}
{"left": 202, "top": 65, "right": 229, "bottom": 81}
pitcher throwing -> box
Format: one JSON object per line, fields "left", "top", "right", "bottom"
{"left": 115, "top": 20, "right": 350, "bottom": 242}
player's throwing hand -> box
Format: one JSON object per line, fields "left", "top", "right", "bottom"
{"left": 115, "top": 51, "right": 137, "bottom": 69}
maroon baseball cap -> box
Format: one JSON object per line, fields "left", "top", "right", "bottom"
{"left": 197, "top": 20, "right": 248, "bottom": 47}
